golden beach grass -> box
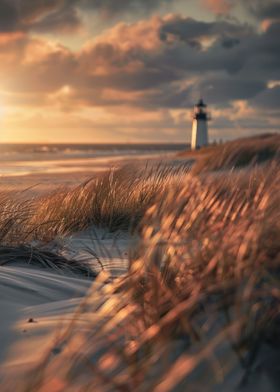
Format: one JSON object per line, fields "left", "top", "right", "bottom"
{"left": 0, "top": 163, "right": 182, "bottom": 246}
{"left": 0, "top": 136, "right": 279, "bottom": 390}
{"left": 16, "top": 161, "right": 280, "bottom": 391}
{"left": 183, "top": 133, "right": 280, "bottom": 174}
{"left": 26, "top": 163, "right": 184, "bottom": 242}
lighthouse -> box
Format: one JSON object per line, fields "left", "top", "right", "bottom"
{"left": 191, "top": 99, "right": 210, "bottom": 150}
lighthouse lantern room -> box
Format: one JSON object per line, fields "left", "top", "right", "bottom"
{"left": 191, "top": 99, "right": 210, "bottom": 150}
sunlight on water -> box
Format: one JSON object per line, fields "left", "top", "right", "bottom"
{"left": 0, "top": 143, "right": 186, "bottom": 177}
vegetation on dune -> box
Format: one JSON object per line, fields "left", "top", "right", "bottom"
{"left": 182, "top": 133, "right": 280, "bottom": 174}
{"left": 0, "top": 135, "right": 278, "bottom": 242}
{"left": 0, "top": 136, "right": 279, "bottom": 389}
{"left": 0, "top": 164, "right": 178, "bottom": 245}
{"left": 0, "top": 163, "right": 185, "bottom": 272}
{"left": 0, "top": 245, "right": 96, "bottom": 277}
{"left": 28, "top": 163, "right": 178, "bottom": 241}
{"left": 17, "top": 163, "right": 280, "bottom": 391}
{"left": 0, "top": 192, "right": 32, "bottom": 245}
{"left": 2, "top": 134, "right": 279, "bottom": 248}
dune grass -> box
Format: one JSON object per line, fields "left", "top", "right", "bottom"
{"left": 0, "top": 245, "right": 96, "bottom": 277}
{"left": 0, "top": 192, "right": 32, "bottom": 245}
{"left": 22, "top": 163, "right": 185, "bottom": 242}
{"left": 183, "top": 133, "right": 280, "bottom": 174}
{"left": 0, "top": 135, "right": 278, "bottom": 247}
{"left": 16, "top": 162, "right": 280, "bottom": 391}
{"left": 0, "top": 163, "right": 178, "bottom": 246}
{"left": 0, "top": 163, "right": 184, "bottom": 273}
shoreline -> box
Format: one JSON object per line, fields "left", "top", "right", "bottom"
{"left": 0, "top": 154, "right": 191, "bottom": 196}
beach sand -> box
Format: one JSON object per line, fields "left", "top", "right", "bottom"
{"left": 0, "top": 226, "right": 134, "bottom": 388}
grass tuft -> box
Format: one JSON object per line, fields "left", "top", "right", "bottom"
{"left": 25, "top": 163, "right": 186, "bottom": 242}
{"left": 0, "top": 245, "right": 96, "bottom": 277}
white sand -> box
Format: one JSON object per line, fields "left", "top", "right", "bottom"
{"left": 56, "top": 227, "right": 136, "bottom": 277}
{"left": 0, "top": 227, "right": 134, "bottom": 388}
{"left": 0, "top": 266, "right": 91, "bottom": 381}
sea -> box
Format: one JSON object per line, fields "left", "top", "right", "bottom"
{"left": 0, "top": 143, "right": 188, "bottom": 178}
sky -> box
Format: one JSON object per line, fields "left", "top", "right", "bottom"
{"left": 0, "top": 0, "right": 279, "bottom": 143}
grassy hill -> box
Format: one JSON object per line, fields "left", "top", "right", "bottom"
{"left": 180, "top": 133, "right": 280, "bottom": 173}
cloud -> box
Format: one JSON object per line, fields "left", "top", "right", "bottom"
{"left": 0, "top": 0, "right": 174, "bottom": 34}
{"left": 30, "top": 6, "right": 81, "bottom": 33}
{"left": 77, "top": 14, "right": 256, "bottom": 86}
{"left": 197, "top": 78, "right": 267, "bottom": 104}
{"left": 80, "top": 0, "right": 172, "bottom": 16}
{"left": 0, "top": 0, "right": 81, "bottom": 34}
{"left": 244, "top": 0, "right": 280, "bottom": 20}
{"left": 202, "top": 0, "right": 280, "bottom": 23}
{"left": 1, "top": 14, "right": 279, "bottom": 106}
{"left": 0, "top": 0, "right": 19, "bottom": 32}
{"left": 202, "top": 0, "right": 234, "bottom": 14}
{"left": 0, "top": 11, "right": 279, "bottom": 140}
{"left": 252, "top": 86, "right": 280, "bottom": 110}
{"left": 159, "top": 15, "right": 252, "bottom": 49}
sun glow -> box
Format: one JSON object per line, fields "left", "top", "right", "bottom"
{"left": 0, "top": 100, "right": 6, "bottom": 119}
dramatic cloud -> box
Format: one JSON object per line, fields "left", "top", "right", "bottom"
{"left": 0, "top": 0, "right": 81, "bottom": 33}
{"left": 159, "top": 15, "right": 252, "bottom": 49}
{"left": 0, "top": 1, "right": 279, "bottom": 142}
{"left": 1, "top": 14, "right": 279, "bottom": 108}
{"left": 203, "top": 0, "right": 280, "bottom": 22}
{"left": 0, "top": 0, "right": 174, "bottom": 34}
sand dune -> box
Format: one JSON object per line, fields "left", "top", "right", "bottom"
{"left": 0, "top": 266, "right": 91, "bottom": 378}
{"left": 59, "top": 227, "right": 133, "bottom": 276}
{"left": 0, "top": 228, "right": 134, "bottom": 388}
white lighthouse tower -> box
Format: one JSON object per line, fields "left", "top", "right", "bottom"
{"left": 191, "top": 99, "right": 210, "bottom": 150}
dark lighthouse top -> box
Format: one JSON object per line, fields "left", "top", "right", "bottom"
{"left": 193, "top": 99, "right": 210, "bottom": 121}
